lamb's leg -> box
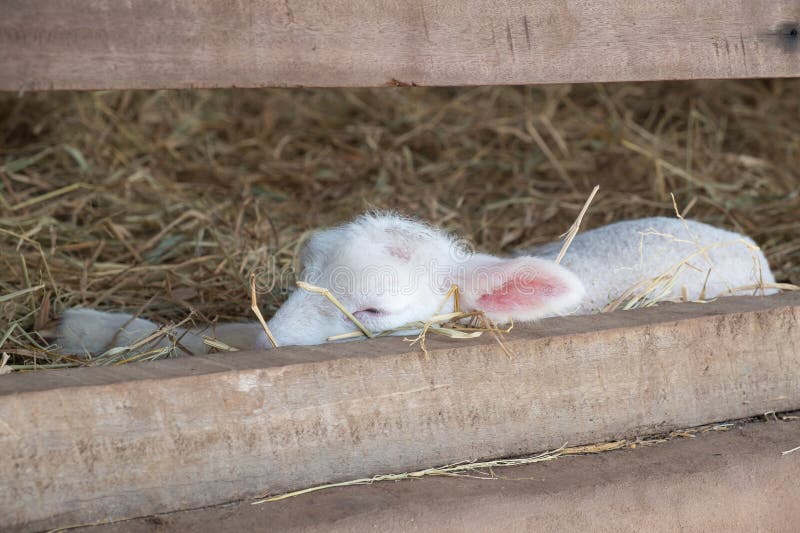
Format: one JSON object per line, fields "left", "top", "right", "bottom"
{"left": 205, "top": 322, "right": 271, "bottom": 351}
{"left": 58, "top": 308, "right": 269, "bottom": 357}
{"left": 57, "top": 308, "right": 165, "bottom": 356}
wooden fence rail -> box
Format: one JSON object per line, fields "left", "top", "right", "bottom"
{"left": 1, "top": 1, "right": 799, "bottom": 91}
{"left": 2, "top": 293, "right": 799, "bottom": 530}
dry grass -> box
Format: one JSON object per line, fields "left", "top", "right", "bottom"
{"left": 1, "top": 80, "right": 799, "bottom": 368}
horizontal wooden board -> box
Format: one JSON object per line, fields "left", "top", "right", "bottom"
{"left": 1, "top": 1, "right": 799, "bottom": 91}
{"left": 77, "top": 419, "right": 800, "bottom": 533}
{"left": 2, "top": 293, "right": 800, "bottom": 530}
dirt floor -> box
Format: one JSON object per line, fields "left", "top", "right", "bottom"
{"left": 74, "top": 416, "right": 800, "bottom": 533}
{"left": 1, "top": 80, "right": 799, "bottom": 368}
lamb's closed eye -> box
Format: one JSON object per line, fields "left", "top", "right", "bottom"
{"left": 351, "top": 308, "right": 386, "bottom": 325}
{"left": 354, "top": 308, "right": 383, "bottom": 317}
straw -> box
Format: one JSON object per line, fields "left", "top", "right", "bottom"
{"left": 2, "top": 80, "right": 798, "bottom": 369}
{"left": 250, "top": 273, "right": 279, "bottom": 348}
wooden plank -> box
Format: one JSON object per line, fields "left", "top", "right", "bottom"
{"left": 69, "top": 419, "right": 800, "bottom": 533}
{"left": 2, "top": 293, "right": 800, "bottom": 531}
{"left": 1, "top": 1, "right": 799, "bottom": 91}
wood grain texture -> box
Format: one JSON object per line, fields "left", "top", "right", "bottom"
{"left": 1, "top": 1, "right": 799, "bottom": 91}
{"left": 64, "top": 420, "right": 800, "bottom": 533}
{"left": 2, "top": 293, "right": 800, "bottom": 530}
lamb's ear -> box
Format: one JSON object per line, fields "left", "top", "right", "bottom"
{"left": 458, "top": 255, "right": 585, "bottom": 323}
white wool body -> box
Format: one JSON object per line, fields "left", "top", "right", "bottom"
{"left": 519, "top": 217, "right": 776, "bottom": 313}
{"left": 57, "top": 214, "right": 776, "bottom": 355}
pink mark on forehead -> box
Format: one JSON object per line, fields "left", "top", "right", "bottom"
{"left": 477, "top": 275, "right": 566, "bottom": 310}
{"left": 386, "top": 245, "right": 411, "bottom": 261}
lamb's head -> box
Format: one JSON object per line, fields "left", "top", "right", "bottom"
{"left": 266, "top": 213, "right": 585, "bottom": 346}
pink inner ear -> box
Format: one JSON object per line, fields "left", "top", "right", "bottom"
{"left": 477, "top": 274, "right": 567, "bottom": 310}
{"left": 386, "top": 245, "right": 411, "bottom": 261}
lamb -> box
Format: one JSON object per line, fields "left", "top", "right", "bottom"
{"left": 57, "top": 213, "right": 776, "bottom": 356}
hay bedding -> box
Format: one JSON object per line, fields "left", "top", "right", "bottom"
{"left": 1, "top": 81, "right": 799, "bottom": 370}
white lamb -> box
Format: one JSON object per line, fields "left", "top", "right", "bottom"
{"left": 57, "top": 213, "right": 776, "bottom": 356}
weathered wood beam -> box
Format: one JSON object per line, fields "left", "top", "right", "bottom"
{"left": 73, "top": 419, "right": 800, "bottom": 532}
{"left": 2, "top": 293, "right": 800, "bottom": 530}
{"left": 1, "top": 1, "right": 799, "bottom": 91}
